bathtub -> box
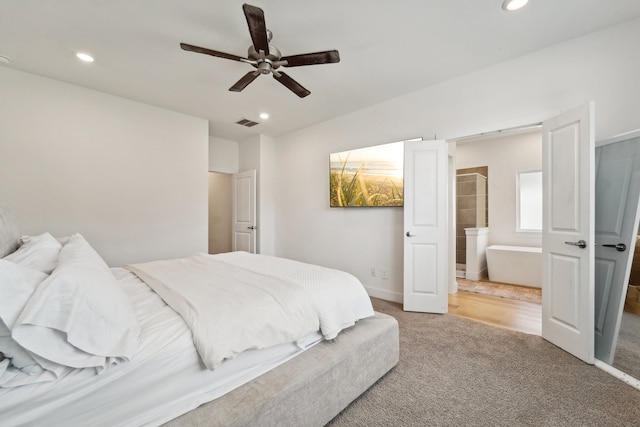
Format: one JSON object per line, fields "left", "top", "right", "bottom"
{"left": 485, "top": 245, "right": 542, "bottom": 288}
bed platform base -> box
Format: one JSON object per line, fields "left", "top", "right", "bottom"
{"left": 164, "top": 312, "right": 399, "bottom": 427}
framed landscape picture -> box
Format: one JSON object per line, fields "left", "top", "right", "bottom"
{"left": 330, "top": 141, "right": 404, "bottom": 207}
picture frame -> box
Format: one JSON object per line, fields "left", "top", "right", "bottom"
{"left": 329, "top": 141, "right": 404, "bottom": 207}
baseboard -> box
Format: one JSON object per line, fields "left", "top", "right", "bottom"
{"left": 595, "top": 359, "right": 640, "bottom": 391}
{"left": 466, "top": 267, "right": 487, "bottom": 281}
{"left": 365, "top": 286, "right": 402, "bottom": 304}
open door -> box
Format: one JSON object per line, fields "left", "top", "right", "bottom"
{"left": 542, "top": 103, "right": 595, "bottom": 363}
{"left": 594, "top": 134, "right": 640, "bottom": 364}
{"left": 403, "top": 139, "right": 448, "bottom": 313}
{"left": 232, "top": 169, "right": 257, "bottom": 253}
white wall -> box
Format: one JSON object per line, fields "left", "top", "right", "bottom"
{"left": 273, "top": 18, "right": 640, "bottom": 302}
{"left": 0, "top": 67, "right": 209, "bottom": 266}
{"left": 258, "top": 135, "right": 276, "bottom": 256}
{"left": 456, "top": 130, "right": 542, "bottom": 248}
{"left": 209, "top": 136, "right": 239, "bottom": 173}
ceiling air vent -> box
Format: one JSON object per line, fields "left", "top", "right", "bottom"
{"left": 236, "top": 118, "right": 259, "bottom": 127}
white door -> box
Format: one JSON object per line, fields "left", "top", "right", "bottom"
{"left": 594, "top": 134, "right": 640, "bottom": 364}
{"left": 542, "top": 103, "right": 595, "bottom": 363}
{"left": 403, "top": 140, "right": 448, "bottom": 313}
{"left": 232, "top": 170, "right": 256, "bottom": 253}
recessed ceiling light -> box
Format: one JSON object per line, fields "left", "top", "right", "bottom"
{"left": 0, "top": 55, "right": 11, "bottom": 65}
{"left": 502, "top": 0, "right": 529, "bottom": 11}
{"left": 259, "top": 112, "right": 270, "bottom": 120}
{"left": 76, "top": 52, "right": 95, "bottom": 63}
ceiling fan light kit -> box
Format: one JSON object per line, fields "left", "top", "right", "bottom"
{"left": 76, "top": 52, "right": 95, "bottom": 63}
{"left": 502, "top": 0, "right": 529, "bottom": 12}
{"left": 180, "top": 3, "right": 340, "bottom": 98}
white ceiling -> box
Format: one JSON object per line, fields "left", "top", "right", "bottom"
{"left": 2, "top": 1, "right": 640, "bottom": 142}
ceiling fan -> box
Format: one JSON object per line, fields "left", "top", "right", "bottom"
{"left": 180, "top": 3, "right": 340, "bottom": 98}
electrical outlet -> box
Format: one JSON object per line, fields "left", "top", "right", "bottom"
{"left": 381, "top": 269, "right": 388, "bottom": 279}
{"left": 371, "top": 267, "right": 377, "bottom": 277}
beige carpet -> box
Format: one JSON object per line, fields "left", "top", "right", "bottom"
{"left": 327, "top": 297, "right": 640, "bottom": 426}
{"left": 613, "top": 311, "right": 640, "bottom": 381}
{"left": 457, "top": 278, "right": 542, "bottom": 304}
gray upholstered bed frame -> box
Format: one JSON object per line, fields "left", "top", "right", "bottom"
{"left": 164, "top": 312, "right": 399, "bottom": 427}
{"left": 0, "top": 206, "right": 399, "bottom": 426}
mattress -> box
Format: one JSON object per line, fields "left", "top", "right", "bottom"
{"left": 0, "top": 267, "right": 324, "bottom": 426}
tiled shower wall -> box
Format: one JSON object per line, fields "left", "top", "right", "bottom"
{"left": 456, "top": 167, "right": 488, "bottom": 265}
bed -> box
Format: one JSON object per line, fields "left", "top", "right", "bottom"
{"left": 0, "top": 206, "right": 399, "bottom": 426}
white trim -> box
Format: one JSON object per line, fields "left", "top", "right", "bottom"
{"left": 595, "top": 359, "right": 640, "bottom": 391}
{"left": 365, "top": 286, "right": 402, "bottom": 304}
{"left": 596, "top": 129, "right": 640, "bottom": 148}
{"left": 448, "top": 122, "right": 542, "bottom": 143}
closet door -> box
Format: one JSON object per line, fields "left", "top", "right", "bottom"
{"left": 232, "top": 170, "right": 257, "bottom": 253}
{"left": 594, "top": 134, "right": 640, "bottom": 364}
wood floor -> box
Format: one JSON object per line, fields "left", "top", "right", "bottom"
{"left": 448, "top": 290, "right": 542, "bottom": 336}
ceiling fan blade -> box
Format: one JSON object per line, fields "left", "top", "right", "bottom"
{"left": 180, "top": 43, "right": 247, "bottom": 62}
{"left": 242, "top": 4, "right": 269, "bottom": 56}
{"left": 273, "top": 72, "right": 310, "bottom": 98}
{"left": 229, "top": 71, "right": 260, "bottom": 92}
{"left": 282, "top": 50, "right": 340, "bottom": 67}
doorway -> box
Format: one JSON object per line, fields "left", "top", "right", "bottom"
{"left": 208, "top": 169, "right": 258, "bottom": 254}
{"left": 208, "top": 172, "right": 233, "bottom": 254}
{"left": 404, "top": 104, "right": 595, "bottom": 363}
{"left": 453, "top": 128, "right": 543, "bottom": 334}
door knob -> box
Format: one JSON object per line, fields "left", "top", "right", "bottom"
{"left": 406, "top": 231, "right": 417, "bottom": 237}
{"left": 602, "top": 243, "right": 627, "bottom": 252}
{"left": 564, "top": 240, "right": 587, "bottom": 248}
{"left": 247, "top": 226, "right": 257, "bottom": 230}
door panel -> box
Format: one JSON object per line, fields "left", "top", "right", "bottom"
{"left": 595, "top": 258, "right": 615, "bottom": 337}
{"left": 548, "top": 254, "right": 580, "bottom": 329}
{"left": 410, "top": 244, "right": 438, "bottom": 294}
{"left": 542, "top": 103, "right": 594, "bottom": 363}
{"left": 403, "top": 140, "right": 448, "bottom": 313}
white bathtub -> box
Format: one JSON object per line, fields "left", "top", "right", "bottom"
{"left": 485, "top": 245, "right": 542, "bottom": 288}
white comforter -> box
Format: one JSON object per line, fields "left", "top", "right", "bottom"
{"left": 127, "top": 252, "right": 374, "bottom": 370}
{"left": 127, "top": 254, "right": 320, "bottom": 369}
{"left": 212, "top": 251, "right": 375, "bottom": 339}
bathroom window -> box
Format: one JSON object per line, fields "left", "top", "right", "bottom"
{"left": 517, "top": 170, "right": 542, "bottom": 232}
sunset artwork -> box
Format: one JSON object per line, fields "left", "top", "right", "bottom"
{"left": 330, "top": 141, "right": 404, "bottom": 207}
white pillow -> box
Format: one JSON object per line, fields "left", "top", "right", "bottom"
{"left": 12, "top": 234, "right": 141, "bottom": 369}
{"left": 3, "top": 232, "right": 62, "bottom": 274}
{"left": 0, "top": 261, "right": 50, "bottom": 376}
{"left": 0, "top": 260, "right": 48, "bottom": 329}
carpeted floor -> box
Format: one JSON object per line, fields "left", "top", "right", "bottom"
{"left": 327, "top": 298, "right": 640, "bottom": 426}
{"left": 613, "top": 311, "right": 640, "bottom": 381}
{"left": 457, "top": 278, "right": 542, "bottom": 304}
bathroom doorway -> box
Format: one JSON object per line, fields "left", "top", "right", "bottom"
{"left": 452, "top": 128, "right": 543, "bottom": 335}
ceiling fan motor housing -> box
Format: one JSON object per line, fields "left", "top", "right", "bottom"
{"left": 249, "top": 43, "right": 281, "bottom": 61}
